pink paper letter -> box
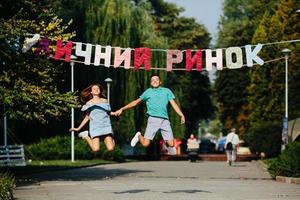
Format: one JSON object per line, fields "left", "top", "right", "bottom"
{"left": 54, "top": 39, "right": 73, "bottom": 62}
{"left": 114, "top": 47, "right": 131, "bottom": 69}
{"left": 134, "top": 48, "right": 151, "bottom": 70}
{"left": 166, "top": 50, "right": 183, "bottom": 72}
{"left": 185, "top": 49, "right": 202, "bottom": 72}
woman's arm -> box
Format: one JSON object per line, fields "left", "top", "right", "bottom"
{"left": 69, "top": 114, "right": 89, "bottom": 132}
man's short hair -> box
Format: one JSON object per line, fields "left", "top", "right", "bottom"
{"left": 150, "top": 74, "right": 160, "bottom": 79}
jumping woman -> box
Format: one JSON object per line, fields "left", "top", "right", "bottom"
{"left": 69, "top": 84, "right": 115, "bottom": 152}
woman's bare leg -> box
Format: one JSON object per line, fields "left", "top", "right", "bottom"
{"left": 104, "top": 135, "right": 115, "bottom": 151}
{"left": 84, "top": 136, "right": 100, "bottom": 152}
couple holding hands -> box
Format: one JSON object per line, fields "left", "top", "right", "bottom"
{"left": 70, "top": 74, "right": 185, "bottom": 154}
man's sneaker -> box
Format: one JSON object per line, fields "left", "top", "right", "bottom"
{"left": 131, "top": 131, "right": 141, "bottom": 147}
{"left": 78, "top": 130, "right": 89, "bottom": 138}
{"left": 168, "top": 147, "right": 176, "bottom": 155}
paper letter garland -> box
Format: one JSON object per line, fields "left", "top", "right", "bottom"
{"left": 28, "top": 35, "right": 269, "bottom": 71}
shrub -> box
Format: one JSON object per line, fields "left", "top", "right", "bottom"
{"left": 0, "top": 173, "right": 15, "bottom": 200}
{"left": 25, "top": 135, "right": 124, "bottom": 161}
{"left": 268, "top": 142, "right": 300, "bottom": 178}
{"left": 245, "top": 121, "right": 282, "bottom": 157}
{"left": 102, "top": 146, "right": 125, "bottom": 162}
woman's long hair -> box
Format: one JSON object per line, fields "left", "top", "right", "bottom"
{"left": 80, "top": 84, "right": 106, "bottom": 103}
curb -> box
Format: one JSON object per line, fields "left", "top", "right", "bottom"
{"left": 276, "top": 176, "right": 300, "bottom": 185}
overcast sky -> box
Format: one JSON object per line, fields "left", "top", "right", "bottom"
{"left": 165, "top": 0, "right": 224, "bottom": 45}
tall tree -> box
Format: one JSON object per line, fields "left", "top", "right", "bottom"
{"left": 0, "top": 0, "right": 76, "bottom": 124}
{"left": 248, "top": 0, "right": 300, "bottom": 124}
{"left": 215, "top": 0, "right": 277, "bottom": 138}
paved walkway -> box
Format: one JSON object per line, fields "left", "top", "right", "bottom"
{"left": 14, "top": 161, "right": 300, "bottom": 200}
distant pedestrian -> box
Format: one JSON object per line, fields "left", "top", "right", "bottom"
{"left": 69, "top": 84, "right": 115, "bottom": 152}
{"left": 225, "top": 128, "right": 239, "bottom": 166}
{"left": 187, "top": 134, "right": 199, "bottom": 149}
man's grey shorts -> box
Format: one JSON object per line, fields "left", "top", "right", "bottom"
{"left": 144, "top": 116, "right": 174, "bottom": 141}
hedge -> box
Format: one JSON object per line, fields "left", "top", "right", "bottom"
{"left": 268, "top": 141, "right": 300, "bottom": 178}
{"left": 25, "top": 135, "right": 125, "bottom": 161}
{"left": 245, "top": 121, "right": 282, "bottom": 157}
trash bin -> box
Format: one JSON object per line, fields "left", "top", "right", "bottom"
{"left": 187, "top": 142, "right": 199, "bottom": 162}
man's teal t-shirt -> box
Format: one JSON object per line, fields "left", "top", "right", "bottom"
{"left": 139, "top": 87, "right": 175, "bottom": 119}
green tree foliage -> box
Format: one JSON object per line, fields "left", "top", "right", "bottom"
{"left": 248, "top": 0, "right": 300, "bottom": 124}
{"left": 0, "top": 0, "right": 77, "bottom": 123}
{"left": 245, "top": 121, "right": 282, "bottom": 157}
{"left": 215, "top": 0, "right": 277, "bottom": 138}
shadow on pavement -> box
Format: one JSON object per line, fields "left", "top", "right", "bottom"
{"left": 114, "top": 189, "right": 150, "bottom": 194}
{"left": 231, "top": 164, "right": 247, "bottom": 167}
{"left": 113, "top": 189, "right": 212, "bottom": 194}
{"left": 17, "top": 167, "right": 153, "bottom": 186}
{"left": 163, "top": 189, "right": 211, "bottom": 194}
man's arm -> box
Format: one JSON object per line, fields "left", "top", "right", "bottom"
{"left": 169, "top": 99, "right": 185, "bottom": 124}
{"left": 114, "top": 98, "right": 142, "bottom": 116}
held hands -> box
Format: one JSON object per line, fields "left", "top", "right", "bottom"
{"left": 111, "top": 108, "right": 123, "bottom": 116}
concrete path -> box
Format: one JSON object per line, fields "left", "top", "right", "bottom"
{"left": 14, "top": 161, "right": 300, "bottom": 200}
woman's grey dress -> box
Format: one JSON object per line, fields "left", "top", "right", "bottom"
{"left": 81, "top": 103, "right": 113, "bottom": 138}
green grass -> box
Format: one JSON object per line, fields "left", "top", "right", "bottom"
{"left": 0, "top": 159, "right": 117, "bottom": 177}
{"left": 28, "top": 159, "right": 116, "bottom": 167}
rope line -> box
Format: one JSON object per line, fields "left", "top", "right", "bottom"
{"left": 50, "top": 56, "right": 286, "bottom": 71}
{"left": 26, "top": 33, "right": 300, "bottom": 52}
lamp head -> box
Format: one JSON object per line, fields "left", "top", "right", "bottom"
{"left": 104, "top": 78, "right": 113, "bottom": 84}
{"left": 281, "top": 48, "right": 291, "bottom": 55}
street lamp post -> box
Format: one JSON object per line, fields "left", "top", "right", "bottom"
{"left": 1, "top": 61, "right": 7, "bottom": 147}
{"left": 281, "top": 48, "right": 291, "bottom": 149}
{"left": 70, "top": 55, "right": 77, "bottom": 162}
{"left": 104, "top": 78, "right": 113, "bottom": 104}
{"left": 3, "top": 106, "right": 7, "bottom": 146}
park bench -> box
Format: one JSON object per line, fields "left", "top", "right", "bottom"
{"left": 0, "top": 145, "right": 26, "bottom": 166}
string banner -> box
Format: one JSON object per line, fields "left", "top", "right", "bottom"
{"left": 24, "top": 34, "right": 265, "bottom": 71}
